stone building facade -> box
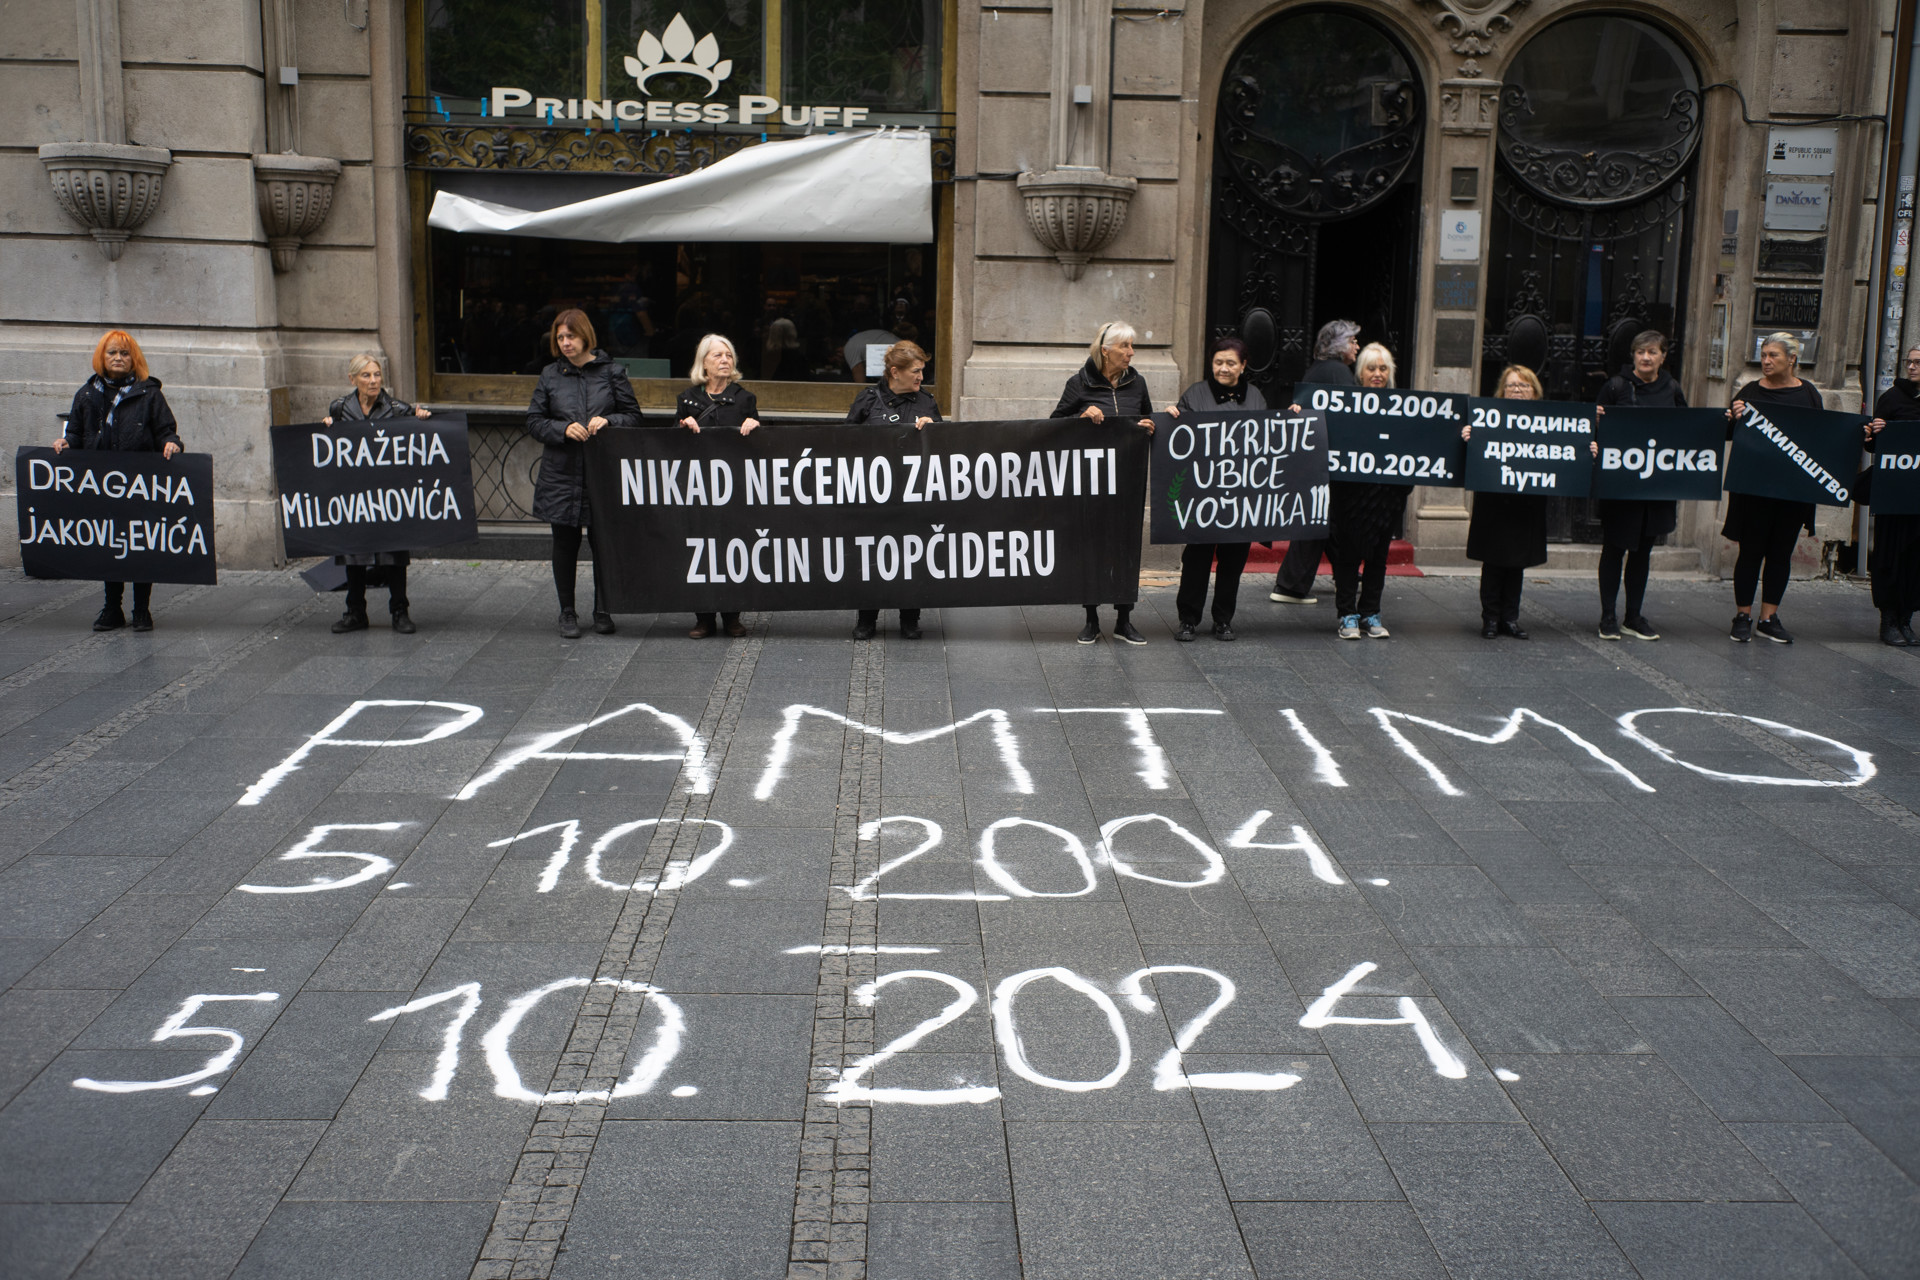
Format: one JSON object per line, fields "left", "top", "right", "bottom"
{"left": 0, "top": 0, "right": 1901, "bottom": 573}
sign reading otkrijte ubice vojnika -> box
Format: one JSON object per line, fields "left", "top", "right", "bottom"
{"left": 269, "top": 414, "right": 477, "bottom": 558}
{"left": 1149, "top": 408, "right": 1328, "bottom": 543}
{"left": 1868, "top": 422, "right": 1920, "bottom": 516}
{"left": 584, "top": 419, "right": 1148, "bottom": 613}
{"left": 1295, "top": 383, "right": 1467, "bottom": 488}
{"left": 16, "top": 446, "right": 216, "bottom": 584}
{"left": 1461, "top": 397, "right": 1596, "bottom": 497}
{"left": 1725, "top": 401, "right": 1863, "bottom": 506}
{"left": 1589, "top": 407, "right": 1727, "bottom": 502}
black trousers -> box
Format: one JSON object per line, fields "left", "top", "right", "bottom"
{"left": 1177, "top": 543, "right": 1250, "bottom": 626}
{"left": 102, "top": 582, "right": 151, "bottom": 611}
{"left": 1330, "top": 528, "right": 1391, "bottom": 618}
{"left": 694, "top": 612, "right": 742, "bottom": 630}
{"left": 1733, "top": 523, "right": 1800, "bottom": 608}
{"left": 1870, "top": 513, "right": 1920, "bottom": 617}
{"left": 1479, "top": 565, "right": 1525, "bottom": 623}
{"left": 857, "top": 609, "right": 921, "bottom": 627}
{"left": 1598, "top": 537, "right": 1654, "bottom": 620}
{"left": 1272, "top": 538, "right": 1324, "bottom": 597}
{"left": 345, "top": 564, "right": 408, "bottom": 615}
{"left": 551, "top": 523, "right": 605, "bottom": 615}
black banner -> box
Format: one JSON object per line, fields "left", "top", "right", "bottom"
{"left": 1462, "top": 397, "right": 1596, "bottom": 497}
{"left": 1148, "top": 407, "right": 1328, "bottom": 544}
{"left": 16, "top": 447, "right": 217, "bottom": 584}
{"left": 1726, "top": 401, "right": 1863, "bottom": 507}
{"left": 1590, "top": 407, "right": 1727, "bottom": 501}
{"left": 583, "top": 419, "right": 1149, "bottom": 612}
{"left": 270, "top": 414, "right": 477, "bottom": 557}
{"left": 1295, "top": 383, "right": 1467, "bottom": 488}
{"left": 1868, "top": 423, "right": 1920, "bottom": 515}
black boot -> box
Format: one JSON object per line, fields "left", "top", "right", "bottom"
{"left": 1884, "top": 611, "right": 1914, "bottom": 647}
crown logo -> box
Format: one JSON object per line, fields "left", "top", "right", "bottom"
{"left": 625, "top": 13, "right": 733, "bottom": 97}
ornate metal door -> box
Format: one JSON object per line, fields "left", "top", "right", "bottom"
{"left": 1480, "top": 14, "right": 1701, "bottom": 541}
{"left": 1207, "top": 7, "right": 1423, "bottom": 395}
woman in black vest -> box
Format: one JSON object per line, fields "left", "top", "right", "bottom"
{"left": 1166, "top": 337, "right": 1265, "bottom": 640}
{"left": 1592, "top": 330, "right": 1685, "bottom": 641}
{"left": 526, "top": 309, "right": 643, "bottom": 638}
{"left": 54, "top": 329, "right": 182, "bottom": 632}
{"left": 846, "top": 340, "right": 939, "bottom": 640}
{"left": 1051, "top": 320, "right": 1154, "bottom": 645}
{"left": 1724, "top": 333, "right": 1822, "bottom": 644}
{"left": 677, "top": 334, "right": 760, "bottom": 638}
{"left": 1866, "top": 347, "right": 1918, "bottom": 646}
{"left": 323, "top": 352, "right": 432, "bottom": 634}
{"left": 1462, "top": 364, "right": 1548, "bottom": 639}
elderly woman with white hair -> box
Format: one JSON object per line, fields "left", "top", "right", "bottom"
{"left": 1052, "top": 320, "right": 1155, "bottom": 645}
{"left": 1271, "top": 318, "right": 1362, "bottom": 605}
{"left": 322, "top": 351, "right": 431, "bottom": 634}
{"left": 678, "top": 333, "right": 760, "bottom": 639}
{"left": 1328, "top": 342, "right": 1409, "bottom": 639}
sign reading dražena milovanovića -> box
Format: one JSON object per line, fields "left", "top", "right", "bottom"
{"left": 269, "top": 414, "right": 478, "bottom": 558}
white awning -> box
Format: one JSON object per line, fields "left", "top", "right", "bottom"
{"left": 426, "top": 129, "right": 932, "bottom": 243}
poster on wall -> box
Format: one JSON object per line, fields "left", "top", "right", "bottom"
{"left": 1148, "top": 407, "right": 1328, "bottom": 543}
{"left": 16, "top": 447, "right": 217, "bottom": 584}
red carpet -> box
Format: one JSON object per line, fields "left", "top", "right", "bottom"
{"left": 1237, "top": 539, "right": 1424, "bottom": 576}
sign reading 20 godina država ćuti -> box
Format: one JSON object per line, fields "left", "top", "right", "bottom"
{"left": 583, "top": 419, "right": 1149, "bottom": 613}
{"left": 269, "top": 415, "right": 478, "bottom": 558}
{"left": 16, "top": 446, "right": 217, "bottom": 584}
{"left": 1148, "top": 408, "right": 1329, "bottom": 544}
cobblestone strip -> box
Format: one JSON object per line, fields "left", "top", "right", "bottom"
{"left": 472, "top": 619, "right": 770, "bottom": 1280}
{"left": 1531, "top": 600, "right": 1920, "bottom": 834}
{"left": 0, "top": 583, "right": 216, "bottom": 694}
{"left": 0, "top": 589, "right": 325, "bottom": 807}
{"left": 787, "top": 637, "right": 885, "bottom": 1280}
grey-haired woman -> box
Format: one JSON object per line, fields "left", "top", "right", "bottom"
{"left": 1051, "top": 321, "right": 1154, "bottom": 645}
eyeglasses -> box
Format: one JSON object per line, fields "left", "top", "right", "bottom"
{"left": 1906, "top": 357, "right": 1920, "bottom": 366}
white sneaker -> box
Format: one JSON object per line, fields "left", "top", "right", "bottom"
{"left": 1338, "top": 615, "right": 1362, "bottom": 640}
{"left": 1363, "top": 614, "right": 1390, "bottom": 639}
{"left": 1270, "top": 591, "right": 1318, "bottom": 604}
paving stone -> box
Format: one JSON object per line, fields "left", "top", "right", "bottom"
{"left": 0, "top": 1204, "right": 123, "bottom": 1280}
{"left": 1729, "top": 1122, "right": 1920, "bottom": 1280}
{"left": 1611, "top": 996, "right": 1838, "bottom": 1122}
{"left": 1783, "top": 1056, "right": 1920, "bottom": 1181}
{"left": 231, "top": 1200, "right": 496, "bottom": 1280}
{"left": 1592, "top": 1202, "right": 1868, "bottom": 1280}
{"left": 867, "top": 1201, "right": 1020, "bottom": 1280}
{"left": 0, "top": 987, "right": 117, "bottom": 1107}
{"left": 1234, "top": 1202, "right": 1448, "bottom": 1280}
{"left": 1188, "top": 1054, "right": 1402, "bottom": 1200}
{"left": 1668, "top": 950, "right": 1920, "bottom": 1056}
{"left": 1406, "top": 946, "right": 1647, "bottom": 1053}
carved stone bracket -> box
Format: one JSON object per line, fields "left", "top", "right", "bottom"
{"left": 38, "top": 142, "right": 172, "bottom": 260}
{"left": 1016, "top": 167, "right": 1136, "bottom": 282}
{"left": 1418, "top": 0, "right": 1530, "bottom": 75}
{"left": 253, "top": 152, "right": 342, "bottom": 273}
{"left": 1438, "top": 79, "right": 1500, "bottom": 136}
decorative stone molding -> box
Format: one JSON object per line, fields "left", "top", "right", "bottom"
{"left": 1438, "top": 78, "right": 1501, "bottom": 136}
{"left": 1016, "top": 167, "right": 1137, "bottom": 282}
{"left": 37, "top": 142, "right": 173, "bottom": 260}
{"left": 253, "top": 153, "right": 343, "bottom": 273}
{"left": 1417, "top": 0, "right": 1530, "bottom": 75}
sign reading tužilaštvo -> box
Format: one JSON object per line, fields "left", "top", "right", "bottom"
{"left": 1725, "top": 401, "right": 1863, "bottom": 507}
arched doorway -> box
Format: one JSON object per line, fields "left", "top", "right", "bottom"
{"left": 1482, "top": 12, "right": 1702, "bottom": 542}
{"left": 1206, "top": 7, "right": 1424, "bottom": 396}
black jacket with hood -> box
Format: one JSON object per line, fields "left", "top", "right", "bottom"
{"left": 526, "top": 351, "right": 643, "bottom": 526}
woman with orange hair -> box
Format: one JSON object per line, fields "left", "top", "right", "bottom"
{"left": 52, "top": 330, "right": 182, "bottom": 632}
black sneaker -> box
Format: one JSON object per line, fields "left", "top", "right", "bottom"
{"left": 130, "top": 609, "right": 153, "bottom": 633}
{"left": 1730, "top": 613, "right": 1753, "bottom": 643}
{"left": 1498, "top": 620, "right": 1530, "bottom": 640}
{"left": 1175, "top": 623, "right": 1196, "bottom": 642}
{"left": 93, "top": 607, "right": 126, "bottom": 632}
{"left": 1114, "top": 618, "right": 1148, "bottom": 646}
{"left": 1755, "top": 616, "right": 1793, "bottom": 644}
{"left": 1212, "top": 622, "right": 1236, "bottom": 641}
{"left": 1076, "top": 619, "right": 1100, "bottom": 644}
{"left": 391, "top": 609, "right": 417, "bottom": 635}
{"left": 331, "top": 611, "right": 369, "bottom": 634}
{"left": 1622, "top": 615, "right": 1660, "bottom": 641}
{"left": 557, "top": 610, "right": 582, "bottom": 639}
{"left": 592, "top": 612, "right": 616, "bottom": 635}
{"left": 1597, "top": 615, "right": 1621, "bottom": 641}
{"left": 852, "top": 620, "right": 877, "bottom": 641}
{"left": 899, "top": 621, "right": 923, "bottom": 639}
{"left": 1882, "top": 614, "right": 1908, "bottom": 646}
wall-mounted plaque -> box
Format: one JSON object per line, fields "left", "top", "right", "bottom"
{"left": 1752, "top": 287, "right": 1822, "bottom": 329}
{"left": 1433, "top": 264, "right": 1479, "bottom": 311}
{"left": 1757, "top": 237, "right": 1827, "bottom": 276}
{"left": 1434, "top": 317, "right": 1476, "bottom": 368}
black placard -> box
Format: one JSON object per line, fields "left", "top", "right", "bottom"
{"left": 1149, "top": 408, "right": 1328, "bottom": 544}
{"left": 1296, "top": 383, "right": 1468, "bottom": 489}
{"left": 16, "top": 447, "right": 217, "bottom": 584}
{"left": 583, "top": 419, "right": 1149, "bottom": 613}
{"left": 1461, "top": 397, "right": 1596, "bottom": 497}
{"left": 270, "top": 414, "right": 478, "bottom": 557}
{"left": 1726, "top": 401, "right": 1863, "bottom": 507}
{"left": 1868, "top": 423, "right": 1920, "bottom": 515}
{"left": 1590, "top": 407, "right": 1727, "bottom": 501}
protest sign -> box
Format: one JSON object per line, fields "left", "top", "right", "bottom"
{"left": 1866, "top": 422, "right": 1920, "bottom": 515}
{"left": 270, "top": 414, "right": 477, "bottom": 557}
{"left": 1726, "top": 401, "right": 1862, "bottom": 506}
{"left": 1461, "top": 397, "right": 1596, "bottom": 497}
{"left": 16, "top": 447, "right": 216, "bottom": 584}
{"left": 1295, "top": 383, "right": 1466, "bottom": 487}
{"left": 1149, "top": 407, "right": 1328, "bottom": 543}
{"left": 1589, "top": 407, "right": 1726, "bottom": 501}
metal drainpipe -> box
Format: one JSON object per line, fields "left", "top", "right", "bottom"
{"left": 1885, "top": 13, "right": 1920, "bottom": 391}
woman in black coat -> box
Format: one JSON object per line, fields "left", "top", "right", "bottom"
{"left": 1867, "top": 347, "right": 1919, "bottom": 646}
{"left": 1724, "top": 333, "right": 1823, "bottom": 644}
{"left": 54, "top": 329, "right": 182, "bottom": 633}
{"left": 526, "top": 309, "right": 643, "bottom": 638}
{"left": 1592, "top": 331, "right": 1685, "bottom": 641}
{"left": 1271, "top": 318, "right": 1362, "bottom": 605}
{"left": 1328, "top": 343, "right": 1411, "bottom": 640}
{"left": 1463, "top": 364, "right": 1548, "bottom": 639}
{"left": 677, "top": 334, "right": 761, "bottom": 639}
{"left": 322, "top": 353, "right": 432, "bottom": 635}
{"left": 1051, "top": 320, "right": 1154, "bottom": 645}
{"left": 1166, "top": 336, "right": 1265, "bottom": 641}
{"left": 846, "top": 340, "right": 939, "bottom": 641}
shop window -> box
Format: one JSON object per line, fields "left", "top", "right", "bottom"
{"left": 427, "top": 0, "right": 588, "bottom": 102}
{"left": 784, "top": 0, "right": 942, "bottom": 113}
